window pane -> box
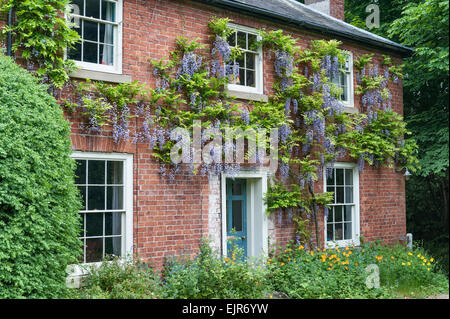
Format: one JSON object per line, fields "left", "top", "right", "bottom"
{"left": 336, "top": 169, "right": 344, "bottom": 185}
{"left": 100, "top": 44, "right": 114, "bottom": 65}
{"left": 344, "top": 222, "right": 352, "bottom": 240}
{"left": 327, "top": 224, "right": 333, "bottom": 241}
{"left": 238, "top": 68, "right": 245, "bottom": 86}
{"left": 237, "top": 32, "right": 246, "bottom": 49}
{"left": 326, "top": 169, "right": 334, "bottom": 186}
{"left": 75, "top": 160, "right": 87, "bottom": 184}
{"left": 107, "top": 186, "right": 123, "bottom": 210}
{"left": 86, "top": 0, "right": 100, "bottom": 19}
{"left": 88, "top": 160, "right": 105, "bottom": 184}
{"left": 335, "top": 223, "right": 343, "bottom": 241}
{"left": 69, "top": 41, "right": 82, "bottom": 61}
{"left": 341, "top": 73, "right": 348, "bottom": 101}
{"left": 83, "top": 41, "right": 98, "bottom": 63}
{"left": 231, "top": 182, "right": 242, "bottom": 196}
{"left": 345, "top": 169, "right": 353, "bottom": 185}
{"left": 327, "top": 208, "right": 334, "bottom": 223}
{"left": 86, "top": 212, "right": 103, "bottom": 237}
{"left": 231, "top": 200, "right": 243, "bottom": 232}
{"left": 101, "top": 0, "right": 116, "bottom": 22}
{"left": 105, "top": 237, "right": 121, "bottom": 256}
{"left": 247, "top": 33, "right": 257, "bottom": 51}
{"left": 107, "top": 161, "right": 123, "bottom": 184}
{"left": 87, "top": 186, "right": 105, "bottom": 210}
{"left": 345, "top": 186, "right": 353, "bottom": 203}
{"left": 344, "top": 205, "right": 352, "bottom": 222}
{"left": 105, "top": 212, "right": 122, "bottom": 236}
{"left": 84, "top": 21, "right": 98, "bottom": 42}
{"left": 246, "top": 69, "right": 255, "bottom": 87}
{"left": 246, "top": 52, "right": 255, "bottom": 69}
{"left": 100, "top": 24, "right": 114, "bottom": 45}
{"left": 227, "top": 32, "right": 236, "bottom": 47}
{"left": 336, "top": 187, "right": 344, "bottom": 203}
{"left": 86, "top": 238, "right": 103, "bottom": 262}
{"left": 334, "top": 206, "right": 343, "bottom": 222}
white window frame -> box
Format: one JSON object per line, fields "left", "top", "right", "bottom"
{"left": 67, "top": 151, "right": 133, "bottom": 280}
{"left": 332, "top": 51, "right": 354, "bottom": 108}
{"left": 323, "top": 162, "right": 360, "bottom": 248}
{"left": 227, "top": 23, "right": 264, "bottom": 95}
{"left": 67, "top": 0, "right": 123, "bottom": 74}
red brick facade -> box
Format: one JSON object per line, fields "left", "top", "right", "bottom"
{"left": 2, "top": 0, "right": 407, "bottom": 270}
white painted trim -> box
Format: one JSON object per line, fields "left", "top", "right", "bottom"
{"left": 323, "top": 162, "right": 360, "bottom": 249}
{"left": 226, "top": 23, "right": 264, "bottom": 95}
{"left": 67, "top": 151, "right": 134, "bottom": 283}
{"left": 221, "top": 169, "right": 269, "bottom": 258}
{"left": 342, "top": 51, "right": 355, "bottom": 109}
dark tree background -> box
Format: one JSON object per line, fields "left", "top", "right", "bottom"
{"left": 344, "top": 0, "right": 449, "bottom": 273}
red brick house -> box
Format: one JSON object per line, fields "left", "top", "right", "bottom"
{"left": 2, "top": 0, "right": 414, "bottom": 284}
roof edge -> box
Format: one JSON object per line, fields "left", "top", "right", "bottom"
{"left": 197, "top": 0, "right": 414, "bottom": 57}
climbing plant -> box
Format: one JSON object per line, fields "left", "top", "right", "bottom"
{"left": 0, "top": 0, "right": 80, "bottom": 88}
{"left": 3, "top": 9, "right": 419, "bottom": 248}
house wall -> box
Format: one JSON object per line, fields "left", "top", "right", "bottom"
{"left": 1, "top": 0, "right": 407, "bottom": 270}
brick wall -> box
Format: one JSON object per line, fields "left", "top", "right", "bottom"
{"left": 3, "top": 0, "right": 407, "bottom": 269}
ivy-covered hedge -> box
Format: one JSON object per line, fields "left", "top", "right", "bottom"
{"left": 0, "top": 54, "right": 82, "bottom": 298}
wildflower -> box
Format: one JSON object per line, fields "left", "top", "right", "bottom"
{"left": 281, "top": 262, "right": 285, "bottom": 266}
{"left": 427, "top": 268, "right": 430, "bottom": 271}
{"left": 430, "top": 258, "right": 434, "bottom": 262}
{"left": 391, "top": 256, "right": 395, "bottom": 260}
{"left": 344, "top": 266, "right": 348, "bottom": 270}
{"left": 401, "top": 262, "right": 406, "bottom": 266}
{"left": 408, "top": 252, "right": 413, "bottom": 256}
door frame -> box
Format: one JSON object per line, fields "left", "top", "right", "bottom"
{"left": 221, "top": 170, "right": 269, "bottom": 258}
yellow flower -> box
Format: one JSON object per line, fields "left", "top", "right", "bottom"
{"left": 423, "top": 259, "right": 427, "bottom": 263}
{"left": 281, "top": 262, "right": 285, "bottom": 266}
{"left": 299, "top": 245, "right": 304, "bottom": 250}
{"left": 345, "top": 266, "right": 348, "bottom": 270}
{"left": 345, "top": 247, "right": 349, "bottom": 251}
{"left": 427, "top": 262, "right": 431, "bottom": 266}
{"left": 427, "top": 268, "right": 431, "bottom": 271}
{"left": 430, "top": 258, "right": 434, "bottom": 262}
{"left": 402, "top": 262, "right": 406, "bottom": 266}
{"left": 391, "top": 256, "right": 395, "bottom": 260}
{"left": 269, "top": 295, "right": 273, "bottom": 299}
{"left": 327, "top": 267, "right": 331, "bottom": 271}
{"left": 408, "top": 252, "right": 413, "bottom": 256}
{"left": 407, "top": 262, "right": 411, "bottom": 266}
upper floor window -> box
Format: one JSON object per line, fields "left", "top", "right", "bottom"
{"left": 330, "top": 52, "right": 354, "bottom": 107}
{"left": 227, "top": 24, "right": 263, "bottom": 95}
{"left": 68, "top": 0, "right": 122, "bottom": 73}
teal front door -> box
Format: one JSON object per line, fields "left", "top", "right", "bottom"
{"left": 226, "top": 179, "right": 247, "bottom": 258}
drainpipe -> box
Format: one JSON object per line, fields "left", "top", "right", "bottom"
{"left": 6, "top": 7, "right": 13, "bottom": 56}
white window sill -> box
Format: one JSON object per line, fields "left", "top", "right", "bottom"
{"left": 70, "top": 69, "right": 132, "bottom": 83}
{"left": 226, "top": 89, "right": 268, "bottom": 102}
{"left": 344, "top": 106, "right": 358, "bottom": 114}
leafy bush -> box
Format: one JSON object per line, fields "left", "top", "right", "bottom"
{"left": 0, "top": 54, "right": 82, "bottom": 298}
{"left": 266, "top": 240, "right": 448, "bottom": 299}
{"left": 68, "top": 256, "right": 161, "bottom": 299}
{"left": 161, "top": 240, "right": 268, "bottom": 299}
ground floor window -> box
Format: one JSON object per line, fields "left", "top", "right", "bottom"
{"left": 324, "top": 163, "right": 360, "bottom": 247}
{"left": 72, "top": 152, "right": 133, "bottom": 264}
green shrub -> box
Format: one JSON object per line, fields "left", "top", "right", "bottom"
{"left": 0, "top": 54, "right": 82, "bottom": 298}
{"left": 161, "top": 240, "right": 268, "bottom": 299}
{"left": 266, "top": 241, "right": 448, "bottom": 299}
{"left": 68, "top": 256, "right": 161, "bottom": 299}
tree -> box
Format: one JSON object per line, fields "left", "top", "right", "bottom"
{"left": 346, "top": 0, "right": 449, "bottom": 271}
{"left": 0, "top": 53, "right": 82, "bottom": 298}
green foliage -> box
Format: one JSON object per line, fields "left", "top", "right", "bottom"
{"left": 267, "top": 241, "right": 448, "bottom": 299}
{"left": 0, "top": 0, "right": 81, "bottom": 88}
{"left": 0, "top": 54, "right": 82, "bottom": 298}
{"left": 160, "top": 239, "right": 268, "bottom": 299}
{"left": 68, "top": 256, "right": 161, "bottom": 299}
